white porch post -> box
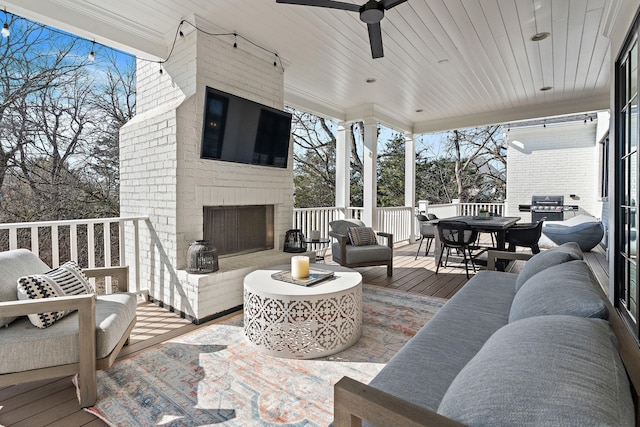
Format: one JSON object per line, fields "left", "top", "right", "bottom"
{"left": 362, "top": 119, "right": 378, "bottom": 228}
{"left": 405, "top": 131, "right": 416, "bottom": 242}
{"left": 335, "top": 122, "right": 351, "bottom": 218}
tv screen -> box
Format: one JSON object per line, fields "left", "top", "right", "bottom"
{"left": 200, "top": 87, "right": 292, "bottom": 168}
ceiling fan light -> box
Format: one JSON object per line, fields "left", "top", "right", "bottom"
{"left": 531, "top": 32, "right": 550, "bottom": 42}
{"left": 360, "top": 1, "right": 384, "bottom": 24}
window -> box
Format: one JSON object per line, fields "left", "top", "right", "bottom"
{"left": 616, "top": 24, "right": 640, "bottom": 338}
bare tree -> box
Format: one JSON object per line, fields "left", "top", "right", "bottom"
{"left": 446, "top": 125, "right": 506, "bottom": 202}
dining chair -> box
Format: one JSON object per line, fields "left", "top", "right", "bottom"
{"left": 505, "top": 218, "right": 545, "bottom": 254}
{"left": 415, "top": 214, "right": 436, "bottom": 259}
{"left": 435, "top": 220, "right": 478, "bottom": 279}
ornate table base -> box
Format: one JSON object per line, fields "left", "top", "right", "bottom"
{"left": 243, "top": 267, "right": 362, "bottom": 359}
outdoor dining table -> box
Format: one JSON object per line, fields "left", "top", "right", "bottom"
{"left": 430, "top": 215, "right": 521, "bottom": 269}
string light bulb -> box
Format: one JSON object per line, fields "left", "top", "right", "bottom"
{"left": 88, "top": 41, "right": 95, "bottom": 61}
{"left": 233, "top": 33, "right": 237, "bottom": 48}
{"left": 2, "top": 22, "right": 9, "bottom": 38}
{"left": 274, "top": 53, "right": 278, "bottom": 67}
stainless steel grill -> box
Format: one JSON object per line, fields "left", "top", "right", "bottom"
{"left": 530, "top": 195, "right": 564, "bottom": 222}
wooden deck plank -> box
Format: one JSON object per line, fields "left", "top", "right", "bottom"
{"left": 0, "top": 242, "right": 610, "bottom": 426}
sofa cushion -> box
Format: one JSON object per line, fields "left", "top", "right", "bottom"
{"left": 17, "top": 261, "right": 94, "bottom": 328}
{"left": 0, "top": 249, "right": 51, "bottom": 327}
{"left": 437, "top": 315, "right": 634, "bottom": 427}
{"left": 0, "top": 292, "right": 137, "bottom": 374}
{"left": 329, "top": 219, "right": 366, "bottom": 237}
{"left": 509, "top": 261, "right": 608, "bottom": 322}
{"left": 348, "top": 226, "right": 378, "bottom": 246}
{"left": 515, "top": 242, "right": 583, "bottom": 291}
{"left": 369, "top": 270, "right": 518, "bottom": 412}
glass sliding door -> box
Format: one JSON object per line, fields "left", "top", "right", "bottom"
{"left": 617, "top": 31, "right": 640, "bottom": 336}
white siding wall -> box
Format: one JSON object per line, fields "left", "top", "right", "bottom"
{"left": 506, "top": 121, "right": 599, "bottom": 221}
{"left": 120, "top": 25, "right": 293, "bottom": 320}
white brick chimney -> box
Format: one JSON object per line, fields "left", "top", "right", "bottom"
{"left": 119, "top": 17, "right": 299, "bottom": 322}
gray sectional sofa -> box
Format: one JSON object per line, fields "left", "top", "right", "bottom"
{"left": 334, "top": 243, "right": 640, "bottom": 427}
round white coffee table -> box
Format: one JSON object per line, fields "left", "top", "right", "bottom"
{"left": 243, "top": 264, "right": 362, "bottom": 359}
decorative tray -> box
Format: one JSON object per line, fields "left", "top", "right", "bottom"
{"left": 271, "top": 268, "right": 335, "bottom": 287}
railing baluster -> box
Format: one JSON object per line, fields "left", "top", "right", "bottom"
{"left": 70, "top": 224, "right": 78, "bottom": 262}
{"left": 51, "top": 226, "right": 59, "bottom": 267}
{"left": 30, "top": 226, "right": 38, "bottom": 255}
{"left": 103, "top": 221, "right": 112, "bottom": 292}
{"left": 134, "top": 219, "right": 140, "bottom": 292}
{"left": 88, "top": 224, "right": 95, "bottom": 269}
{"left": 9, "top": 228, "right": 17, "bottom": 250}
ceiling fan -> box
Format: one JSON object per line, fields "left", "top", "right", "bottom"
{"left": 275, "top": 0, "right": 408, "bottom": 59}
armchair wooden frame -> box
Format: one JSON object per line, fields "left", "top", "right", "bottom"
{"left": 329, "top": 230, "right": 394, "bottom": 276}
{"left": 0, "top": 266, "right": 135, "bottom": 408}
{"left": 334, "top": 250, "right": 640, "bottom": 427}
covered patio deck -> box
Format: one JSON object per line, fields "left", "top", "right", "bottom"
{"left": 0, "top": 240, "right": 608, "bottom": 426}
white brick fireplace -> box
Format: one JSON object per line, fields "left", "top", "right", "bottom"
{"left": 119, "top": 16, "right": 307, "bottom": 322}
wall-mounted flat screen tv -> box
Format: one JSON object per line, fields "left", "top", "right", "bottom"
{"left": 200, "top": 86, "right": 292, "bottom": 168}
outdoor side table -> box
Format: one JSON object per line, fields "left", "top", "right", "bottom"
{"left": 304, "top": 237, "right": 331, "bottom": 262}
{"left": 243, "top": 264, "right": 362, "bottom": 359}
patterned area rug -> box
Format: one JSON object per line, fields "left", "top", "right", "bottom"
{"left": 87, "top": 286, "right": 444, "bottom": 426}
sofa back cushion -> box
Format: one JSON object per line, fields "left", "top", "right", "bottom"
{"left": 0, "top": 249, "right": 51, "bottom": 327}
{"left": 515, "top": 242, "right": 583, "bottom": 291}
{"left": 509, "top": 260, "right": 608, "bottom": 322}
{"left": 437, "top": 315, "right": 634, "bottom": 426}
{"left": 329, "top": 219, "right": 366, "bottom": 237}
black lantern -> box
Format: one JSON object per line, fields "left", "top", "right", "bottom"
{"left": 283, "top": 229, "right": 307, "bottom": 253}
{"left": 187, "top": 240, "right": 219, "bottom": 273}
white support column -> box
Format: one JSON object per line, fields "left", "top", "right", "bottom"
{"left": 362, "top": 119, "right": 378, "bottom": 228}
{"left": 335, "top": 122, "right": 351, "bottom": 217}
{"left": 405, "top": 131, "right": 416, "bottom": 243}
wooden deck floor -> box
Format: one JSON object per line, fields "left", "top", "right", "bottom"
{"left": 0, "top": 241, "right": 609, "bottom": 426}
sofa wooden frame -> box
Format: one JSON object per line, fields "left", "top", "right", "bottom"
{"left": 334, "top": 250, "right": 640, "bottom": 427}
{"left": 329, "top": 230, "right": 394, "bottom": 276}
{"left": 0, "top": 266, "right": 135, "bottom": 408}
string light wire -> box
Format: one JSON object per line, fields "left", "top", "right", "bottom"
{"left": 0, "top": 11, "right": 284, "bottom": 71}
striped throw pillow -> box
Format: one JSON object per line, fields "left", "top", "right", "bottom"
{"left": 348, "top": 226, "right": 378, "bottom": 246}
{"left": 17, "top": 261, "right": 94, "bottom": 328}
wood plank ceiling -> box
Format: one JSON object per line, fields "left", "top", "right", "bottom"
{"left": 3, "top": 0, "right": 626, "bottom": 133}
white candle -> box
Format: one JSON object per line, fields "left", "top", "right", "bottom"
{"left": 291, "top": 255, "right": 310, "bottom": 279}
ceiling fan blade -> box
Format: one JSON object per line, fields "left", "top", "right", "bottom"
{"left": 276, "top": 0, "right": 360, "bottom": 12}
{"left": 380, "top": 0, "right": 408, "bottom": 10}
{"left": 367, "top": 22, "right": 384, "bottom": 58}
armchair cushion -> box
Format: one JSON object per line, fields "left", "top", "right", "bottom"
{"left": 348, "top": 226, "right": 378, "bottom": 246}
{"left": 331, "top": 243, "right": 392, "bottom": 264}
{"left": 17, "top": 261, "right": 94, "bottom": 328}
{"left": 0, "top": 249, "right": 50, "bottom": 327}
{"left": 0, "top": 292, "right": 137, "bottom": 374}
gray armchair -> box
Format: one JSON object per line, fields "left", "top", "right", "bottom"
{"left": 329, "top": 219, "right": 393, "bottom": 276}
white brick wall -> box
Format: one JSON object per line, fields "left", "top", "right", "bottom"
{"left": 120, "top": 29, "right": 294, "bottom": 321}
{"left": 506, "top": 121, "right": 599, "bottom": 220}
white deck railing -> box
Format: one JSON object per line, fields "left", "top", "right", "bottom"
{"left": 293, "top": 202, "right": 507, "bottom": 244}
{"left": 0, "top": 217, "right": 148, "bottom": 273}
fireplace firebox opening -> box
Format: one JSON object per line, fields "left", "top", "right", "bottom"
{"left": 203, "top": 205, "right": 274, "bottom": 256}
